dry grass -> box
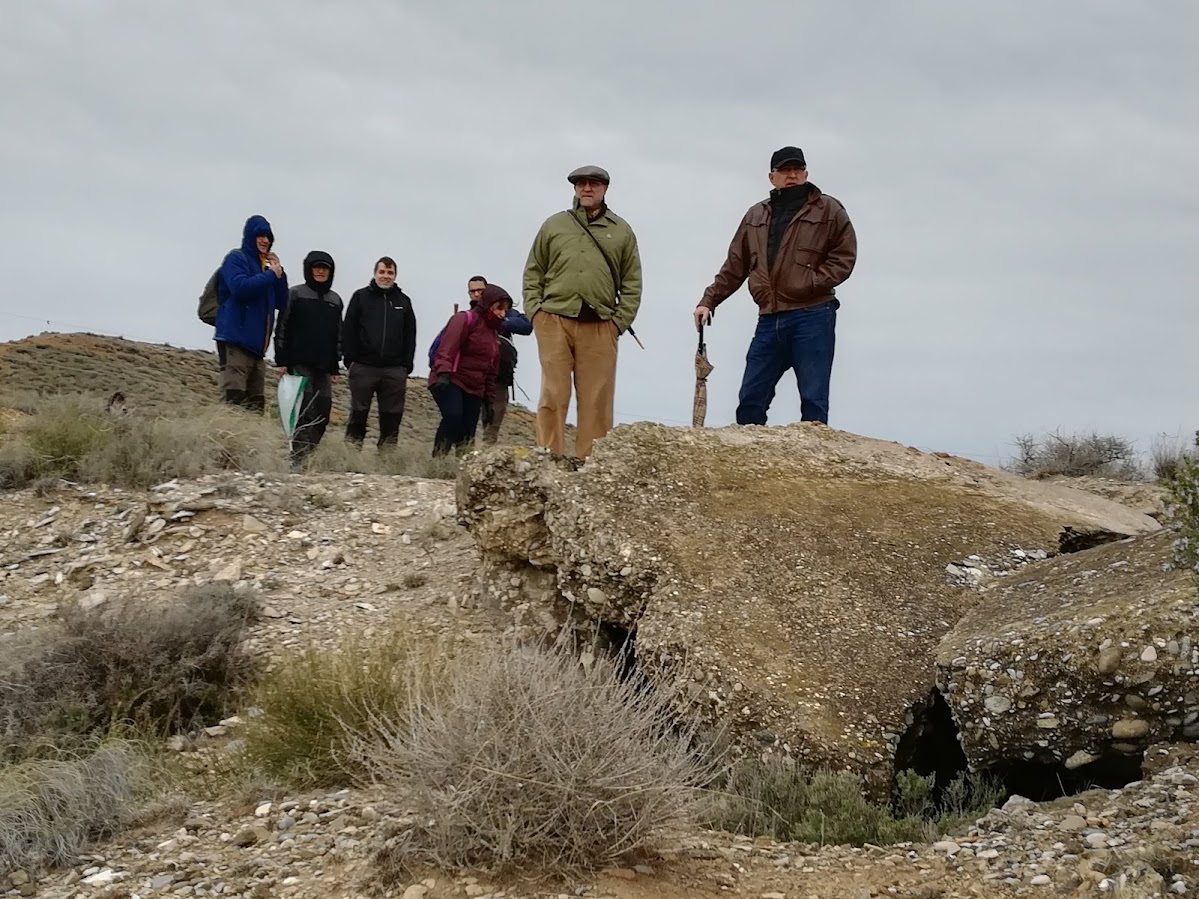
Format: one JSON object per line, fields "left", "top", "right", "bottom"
{"left": 363, "top": 641, "right": 716, "bottom": 881}
{"left": 0, "top": 741, "right": 147, "bottom": 875}
{"left": 0, "top": 585, "right": 260, "bottom": 762}
{"left": 703, "top": 759, "right": 1004, "bottom": 847}
{"left": 304, "top": 437, "right": 461, "bottom": 481}
{"left": 0, "top": 331, "right": 548, "bottom": 454}
{"left": 0, "top": 392, "right": 487, "bottom": 488}
{"left": 0, "top": 396, "right": 289, "bottom": 489}
{"left": 1150, "top": 432, "right": 1198, "bottom": 483}
{"left": 241, "top": 633, "right": 451, "bottom": 789}
{"left": 1008, "top": 430, "right": 1145, "bottom": 480}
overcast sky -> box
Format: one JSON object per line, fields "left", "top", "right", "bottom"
{"left": 2, "top": 0, "right": 1196, "bottom": 466}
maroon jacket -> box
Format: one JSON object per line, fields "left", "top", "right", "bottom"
{"left": 429, "top": 284, "right": 511, "bottom": 398}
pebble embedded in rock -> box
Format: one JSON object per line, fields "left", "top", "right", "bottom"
{"left": 1065, "top": 750, "right": 1099, "bottom": 770}
{"left": 1111, "top": 719, "right": 1150, "bottom": 739}
{"left": 984, "top": 695, "right": 1012, "bottom": 714}
{"left": 1059, "top": 815, "right": 1087, "bottom": 832}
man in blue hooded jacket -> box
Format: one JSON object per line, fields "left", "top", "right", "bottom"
{"left": 215, "top": 215, "right": 289, "bottom": 412}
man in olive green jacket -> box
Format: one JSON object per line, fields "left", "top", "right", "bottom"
{"left": 522, "top": 164, "right": 642, "bottom": 459}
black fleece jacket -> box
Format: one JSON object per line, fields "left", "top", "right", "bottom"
{"left": 342, "top": 281, "right": 418, "bottom": 371}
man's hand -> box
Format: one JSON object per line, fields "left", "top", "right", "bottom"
{"left": 275, "top": 367, "right": 287, "bottom": 376}
{"left": 694, "top": 305, "right": 712, "bottom": 331}
{"left": 269, "top": 260, "right": 284, "bottom": 278}
{"left": 331, "top": 375, "right": 339, "bottom": 384}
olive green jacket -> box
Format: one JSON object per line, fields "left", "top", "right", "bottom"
{"left": 522, "top": 201, "right": 643, "bottom": 333}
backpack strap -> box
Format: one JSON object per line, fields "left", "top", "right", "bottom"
{"left": 450, "top": 309, "right": 476, "bottom": 372}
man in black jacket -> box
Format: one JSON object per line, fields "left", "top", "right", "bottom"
{"left": 341, "top": 256, "right": 417, "bottom": 449}
{"left": 274, "top": 250, "right": 343, "bottom": 469}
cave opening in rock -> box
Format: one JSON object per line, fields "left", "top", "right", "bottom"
{"left": 988, "top": 753, "right": 1145, "bottom": 802}
{"left": 893, "top": 689, "right": 972, "bottom": 808}
{"left": 1057, "top": 526, "right": 1129, "bottom": 554}
{"left": 593, "top": 619, "right": 638, "bottom": 678}
{"left": 895, "top": 688, "right": 1145, "bottom": 808}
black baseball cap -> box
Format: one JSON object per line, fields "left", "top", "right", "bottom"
{"left": 770, "top": 146, "right": 806, "bottom": 170}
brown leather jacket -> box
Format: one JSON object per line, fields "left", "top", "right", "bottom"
{"left": 699, "top": 185, "right": 857, "bottom": 315}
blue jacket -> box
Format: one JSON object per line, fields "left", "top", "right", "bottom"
{"left": 215, "top": 215, "right": 289, "bottom": 358}
{"left": 501, "top": 308, "right": 532, "bottom": 337}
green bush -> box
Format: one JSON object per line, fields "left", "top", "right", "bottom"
{"left": 703, "top": 758, "right": 1004, "bottom": 847}
{"left": 241, "top": 634, "right": 446, "bottom": 789}
{"left": 1163, "top": 430, "right": 1199, "bottom": 576}
{"left": 0, "top": 586, "right": 260, "bottom": 761}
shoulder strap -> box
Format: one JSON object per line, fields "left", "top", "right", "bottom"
{"left": 566, "top": 211, "right": 622, "bottom": 302}
{"left": 449, "top": 309, "right": 477, "bottom": 373}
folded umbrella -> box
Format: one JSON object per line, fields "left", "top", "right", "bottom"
{"left": 692, "top": 324, "right": 714, "bottom": 428}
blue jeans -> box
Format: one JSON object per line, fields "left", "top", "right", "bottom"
{"left": 431, "top": 383, "right": 483, "bottom": 457}
{"left": 736, "top": 300, "right": 839, "bottom": 426}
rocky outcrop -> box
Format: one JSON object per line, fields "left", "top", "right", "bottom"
{"left": 458, "top": 423, "right": 1161, "bottom": 789}
{"left": 937, "top": 530, "right": 1198, "bottom": 771}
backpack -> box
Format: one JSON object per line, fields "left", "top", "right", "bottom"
{"left": 197, "top": 267, "right": 221, "bottom": 326}
{"left": 428, "top": 309, "right": 476, "bottom": 369}
{"left": 498, "top": 334, "right": 518, "bottom": 382}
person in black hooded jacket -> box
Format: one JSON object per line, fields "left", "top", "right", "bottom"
{"left": 341, "top": 256, "right": 417, "bottom": 450}
{"left": 274, "top": 250, "right": 343, "bottom": 469}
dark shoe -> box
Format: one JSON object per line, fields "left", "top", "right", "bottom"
{"left": 244, "top": 394, "right": 265, "bottom": 414}
{"left": 223, "top": 389, "right": 246, "bottom": 407}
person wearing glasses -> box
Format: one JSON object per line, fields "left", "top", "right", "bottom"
{"left": 465, "top": 275, "right": 532, "bottom": 444}
{"left": 522, "top": 165, "right": 643, "bottom": 459}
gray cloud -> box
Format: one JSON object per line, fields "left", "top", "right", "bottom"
{"left": 2, "top": 0, "right": 1195, "bottom": 466}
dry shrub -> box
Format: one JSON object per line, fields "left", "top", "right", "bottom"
{"left": 1151, "top": 432, "right": 1198, "bottom": 483}
{"left": 242, "top": 634, "right": 447, "bottom": 789}
{"left": 704, "top": 758, "right": 1004, "bottom": 847}
{"left": 0, "top": 585, "right": 260, "bottom": 761}
{"left": 0, "top": 392, "right": 471, "bottom": 488}
{"left": 78, "top": 407, "right": 288, "bottom": 485}
{"left": 1008, "top": 430, "right": 1144, "bottom": 480}
{"left": 0, "top": 395, "right": 288, "bottom": 489}
{"left": 0, "top": 741, "right": 146, "bottom": 874}
{"left": 363, "top": 642, "right": 714, "bottom": 880}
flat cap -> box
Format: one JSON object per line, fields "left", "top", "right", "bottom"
{"left": 567, "top": 165, "right": 611, "bottom": 185}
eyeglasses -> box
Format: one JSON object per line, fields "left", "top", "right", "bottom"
{"left": 468, "top": 288, "right": 485, "bottom": 295}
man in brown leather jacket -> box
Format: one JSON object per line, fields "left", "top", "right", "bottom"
{"left": 694, "top": 147, "right": 857, "bottom": 425}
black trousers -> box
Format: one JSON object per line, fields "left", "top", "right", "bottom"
{"left": 345, "top": 363, "right": 408, "bottom": 448}
{"left": 289, "top": 365, "right": 333, "bottom": 463}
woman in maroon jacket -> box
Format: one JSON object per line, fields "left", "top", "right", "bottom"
{"left": 428, "top": 284, "right": 513, "bottom": 456}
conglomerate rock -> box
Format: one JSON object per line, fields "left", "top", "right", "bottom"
{"left": 458, "top": 423, "right": 1160, "bottom": 789}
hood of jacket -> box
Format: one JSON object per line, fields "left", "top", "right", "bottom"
{"left": 302, "top": 250, "right": 336, "bottom": 294}
{"left": 241, "top": 215, "right": 274, "bottom": 257}
{"left": 474, "top": 284, "right": 513, "bottom": 330}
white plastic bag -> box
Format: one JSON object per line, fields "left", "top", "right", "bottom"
{"left": 276, "top": 373, "right": 309, "bottom": 440}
